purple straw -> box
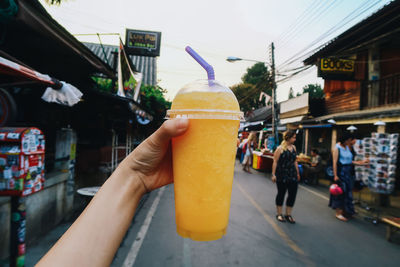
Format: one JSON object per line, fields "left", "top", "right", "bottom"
{"left": 185, "top": 46, "right": 215, "bottom": 83}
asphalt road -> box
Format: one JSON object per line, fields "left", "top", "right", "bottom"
{"left": 111, "top": 160, "right": 400, "bottom": 267}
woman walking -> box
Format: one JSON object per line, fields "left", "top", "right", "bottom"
{"left": 329, "top": 133, "right": 368, "bottom": 221}
{"left": 242, "top": 132, "right": 257, "bottom": 173}
{"left": 272, "top": 130, "right": 301, "bottom": 224}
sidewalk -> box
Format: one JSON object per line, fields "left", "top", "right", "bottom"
{"left": 23, "top": 193, "right": 150, "bottom": 267}
{"left": 315, "top": 177, "right": 400, "bottom": 219}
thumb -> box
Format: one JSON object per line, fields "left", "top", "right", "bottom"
{"left": 147, "top": 118, "right": 189, "bottom": 148}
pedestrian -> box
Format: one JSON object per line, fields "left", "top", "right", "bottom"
{"left": 271, "top": 130, "right": 301, "bottom": 224}
{"left": 329, "top": 132, "right": 368, "bottom": 222}
{"left": 36, "top": 118, "right": 190, "bottom": 266}
{"left": 242, "top": 132, "right": 256, "bottom": 173}
{"left": 302, "top": 148, "right": 322, "bottom": 184}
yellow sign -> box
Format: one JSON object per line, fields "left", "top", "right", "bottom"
{"left": 320, "top": 58, "right": 354, "bottom": 73}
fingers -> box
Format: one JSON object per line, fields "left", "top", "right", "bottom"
{"left": 147, "top": 118, "right": 189, "bottom": 148}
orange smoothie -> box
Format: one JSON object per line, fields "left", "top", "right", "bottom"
{"left": 171, "top": 90, "right": 240, "bottom": 241}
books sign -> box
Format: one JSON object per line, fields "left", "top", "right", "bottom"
{"left": 318, "top": 58, "right": 355, "bottom": 80}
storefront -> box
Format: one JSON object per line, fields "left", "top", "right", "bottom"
{"left": 0, "top": 0, "right": 154, "bottom": 264}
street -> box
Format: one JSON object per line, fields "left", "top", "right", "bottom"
{"left": 108, "top": 160, "right": 400, "bottom": 267}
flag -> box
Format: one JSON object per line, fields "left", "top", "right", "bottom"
{"left": 117, "top": 39, "right": 143, "bottom": 101}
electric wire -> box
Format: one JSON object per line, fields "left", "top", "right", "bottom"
{"left": 277, "top": 0, "right": 383, "bottom": 70}
{"left": 276, "top": 0, "right": 330, "bottom": 46}
{"left": 279, "top": 0, "right": 344, "bottom": 49}
{"left": 274, "top": 0, "right": 322, "bottom": 43}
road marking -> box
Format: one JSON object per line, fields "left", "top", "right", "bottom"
{"left": 299, "top": 184, "right": 329, "bottom": 201}
{"left": 236, "top": 182, "right": 316, "bottom": 266}
{"left": 123, "top": 187, "right": 165, "bottom": 267}
{"left": 183, "top": 238, "right": 192, "bottom": 267}
{"left": 236, "top": 183, "right": 305, "bottom": 256}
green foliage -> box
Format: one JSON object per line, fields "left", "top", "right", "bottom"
{"left": 140, "top": 85, "right": 171, "bottom": 126}
{"left": 288, "top": 87, "right": 295, "bottom": 99}
{"left": 91, "top": 77, "right": 116, "bottom": 93}
{"left": 296, "top": 83, "right": 324, "bottom": 99}
{"left": 241, "top": 62, "right": 272, "bottom": 94}
{"left": 231, "top": 83, "right": 259, "bottom": 112}
{"left": 44, "top": 0, "right": 63, "bottom": 5}
{"left": 231, "top": 62, "right": 273, "bottom": 113}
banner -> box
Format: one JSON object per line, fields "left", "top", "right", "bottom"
{"left": 117, "top": 39, "right": 143, "bottom": 102}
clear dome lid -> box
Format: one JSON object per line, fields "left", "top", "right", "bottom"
{"left": 167, "top": 80, "right": 243, "bottom": 120}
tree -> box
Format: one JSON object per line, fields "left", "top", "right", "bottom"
{"left": 230, "top": 83, "right": 257, "bottom": 113}
{"left": 140, "top": 85, "right": 171, "bottom": 127}
{"left": 296, "top": 84, "right": 324, "bottom": 99}
{"left": 241, "top": 62, "right": 272, "bottom": 95}
{"left": 231, "top": 62, "right": 273, "bottom": 113}
{"left": 288, "top": 87, "right": 295, "bottom": 99}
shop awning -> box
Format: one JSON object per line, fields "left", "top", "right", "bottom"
{"left": 0, "top": 56, "right": 59, "bottom": 87}
{"left": 0, "top": 55, "right": 83, "bottom": 106}
{"left": 300, "top": 124, "right": 332, "bottom": 129}
{"left": 263, "top": 126, "right": 287, "bottom": 132}
{"left": 304, "top": 106, "right": 400, "bottom": 125}
{"left": 279, "top": 115, "right": 305, "bottom": 125}
{"left": 239, "top": 120, "right": 265, "bottom": 132}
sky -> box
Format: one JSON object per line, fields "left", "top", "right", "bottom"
{"left": 39, "top": 0, "right": 392, "bottom": 102}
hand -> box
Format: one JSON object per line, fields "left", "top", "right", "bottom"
{"left": 363, "top": 159, "right": 370, "bottom": 165}
{"left": 334, "top": 175, "right": 340, "bottom": 182}
{"left": 272, "top": 175, "right": 277, "bottom": 183}
{"left": 297, "top": 173, "right": 301, "bottom": 181}
{"left": 120, "top": 118, "right": 189, "bottom": 192}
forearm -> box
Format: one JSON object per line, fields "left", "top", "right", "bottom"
{"left": 294, "top": 161, "right": 300, "bottom": 175}
{"left": 272, "top": 161, "right": 277, "bottom": 175}
{"left": 37, "top": 164, "right": 146, "bottom": 267}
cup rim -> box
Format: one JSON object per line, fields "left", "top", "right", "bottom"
{"left": 166, "top": 109, "right": 244, "bottom": 120}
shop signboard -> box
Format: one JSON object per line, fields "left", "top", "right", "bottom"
{"left": 125, "top": 29, "right": 161, "bottom": 57}
{"left": 318, "top": 58, "right": 355, "bottom": 80}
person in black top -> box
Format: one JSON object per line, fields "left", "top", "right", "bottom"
{"left": 272, "top": 130, "right": 301, "bottom": 224}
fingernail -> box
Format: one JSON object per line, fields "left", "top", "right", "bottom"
{"left": 176, "top": 118, "right": 189, "bottom": 129}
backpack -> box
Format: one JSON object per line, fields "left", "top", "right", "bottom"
{"left": 242, "top": 141, "right": 248, "bottom": 154}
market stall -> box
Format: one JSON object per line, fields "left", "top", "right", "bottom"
{"left": 252, "top": 151, "right": 274, "bottom": 172}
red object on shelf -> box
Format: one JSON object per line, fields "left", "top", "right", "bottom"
{"left": 0, "top": 127, "right": 45, "bottom": 196}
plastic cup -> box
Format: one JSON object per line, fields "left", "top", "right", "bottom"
{"left": 167, "top": 79, "right": 243, "bottom": 241}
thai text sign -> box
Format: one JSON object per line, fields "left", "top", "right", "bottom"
{"left": 125, "top": 29, "right": 161, "bottom": 57}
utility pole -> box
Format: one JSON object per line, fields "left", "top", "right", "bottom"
{"left": 269, "top": 42, "right": 279, "bottom": 149}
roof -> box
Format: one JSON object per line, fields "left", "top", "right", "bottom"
{"left": 84, "top": 42, "right": 157, "bottom": 86}
{"left": 303, "top": 105, "right": 400, "bottom": 124}
{"left": 245, "top": 106, "right": 272, "bottom": 122}
{"left": 304, "top": 0, "right": 400, "bottom": 65}
{"left": 1, "top": 0, "right": 115, "bottom": 87}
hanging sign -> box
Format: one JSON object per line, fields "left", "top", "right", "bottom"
{"left": 125, "top": 29, "right": 161, "bottom": 57}
{"left": 318, "top": 58, "right": 355, "bottom": 80}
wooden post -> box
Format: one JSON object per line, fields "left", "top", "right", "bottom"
{"left": 304, "top": 128, "right": 309, "bottom": 155}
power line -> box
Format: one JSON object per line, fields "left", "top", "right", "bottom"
{"left": 276, "top": 65, "right": 313, "bottom": 84}
{"left": 279, "top": 0, "right": 343, "bottom": 49}
{"left": 276, "top": 0, "right": 384, "bottom": 71}
{"left": 274, "top": 0, "right": 322, "bottom": 43}
{"left": 277, "top": 0, "right": 380, "bottom": 69}
{"left": 276, "top": 0, "right": 329, "bottom": 46}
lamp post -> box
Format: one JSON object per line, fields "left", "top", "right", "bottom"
{"left": 227, "top": 43, "right": 279, "bottom": 149}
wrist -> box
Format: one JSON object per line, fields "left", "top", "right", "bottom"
{"left": 112, "top": 164, "right": 147, "bottom": 197}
